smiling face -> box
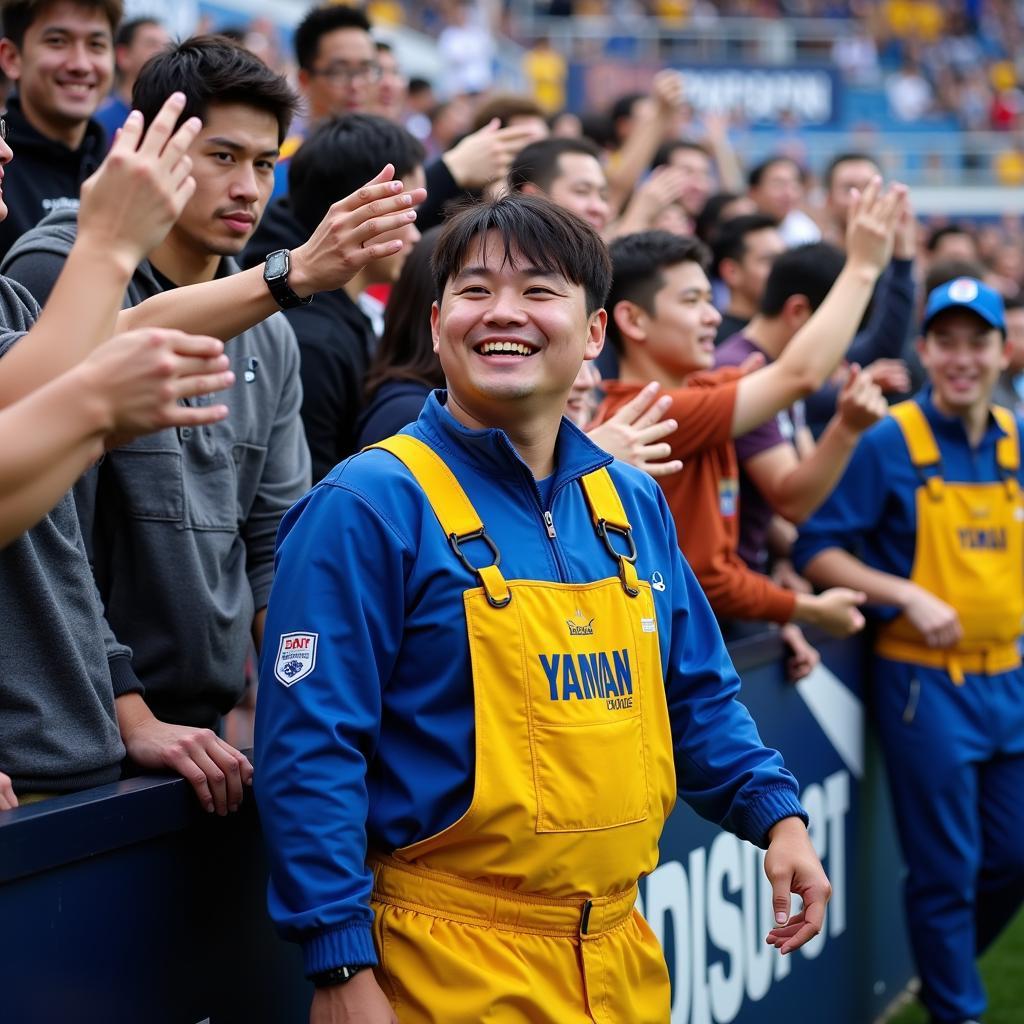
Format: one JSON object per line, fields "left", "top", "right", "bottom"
{"left": 169, "top": 102, "right": 279, "bottom": 260}
{"left": 917, "top": 307, "right": 1008, "bottom": 418}
{"left": 430, "top": 231, "right": 605, "bottom": 420}
{"left": 0, "top": 0, "right": 114, "bottom": 146}
{"left": 546, "top": 152, "right": 611, "bottom": 234}
{"left": 642, "top": 260, "right": 722, "bottom": 377}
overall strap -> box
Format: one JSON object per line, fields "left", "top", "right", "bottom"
{"left": 368, "top": 435, "right": 511, "bottom": 608}
{"left": 991, "top": 405, "right": 1021, "bottom": 498}
{"left": 579, "top": 468, "right": 641, "bottom": 598}
{"left": 889, "top": 401, "right": 944, "bottom": 501}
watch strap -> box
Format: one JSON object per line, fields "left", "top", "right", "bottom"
{"left": 264, "top": 248, "right": 312, "bottom": 310}
{"left": 310, "top": 963, "right": 371, "bottom": 989}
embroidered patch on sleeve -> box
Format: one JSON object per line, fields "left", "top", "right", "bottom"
{"left": 274, "top": 632, "right": 318, "bottom": 686}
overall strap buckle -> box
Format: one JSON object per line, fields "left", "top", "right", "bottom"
{"left": 449, "top": 530, "right": 511, "bottom": 608}
{"left": 596, "top": 519, "right": 640, "bottom": 597}
{"left": 580, "top": 468, "right": 642, "bottom": 597}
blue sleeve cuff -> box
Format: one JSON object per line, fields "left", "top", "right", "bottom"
{"left": 742, "top": 786, "right": 808, "bottom": 849}
{"left": 890, "top": 257, "right": 913, "bottom": 277}
{"left": 302, "top": 922, "right": 378, "bottom": 976}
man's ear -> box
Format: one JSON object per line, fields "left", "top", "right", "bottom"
{"left": 718, "top": 256, "right": 740, "bottom": 290}
{"left": 0, "top": 39, "right": 22, "bottom": 83}
{"left": 611, "top": 299, "right": 648, "bottom": 344}
{"left": 430, "top": 300, "right": 441, "bottom": 355}
{"left": 782, "top": 293, "right": 812, "bottom": 329}
{"left": 584, "top": 308, "right": 607, "bottom": 361}
{"left": 518, "top": 182, "right": 544, "bottom": 199}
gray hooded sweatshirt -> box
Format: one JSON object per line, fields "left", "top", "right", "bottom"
{"left": 4, "top": 210, "right": 311, "bottom": 729}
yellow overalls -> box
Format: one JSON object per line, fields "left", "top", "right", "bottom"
{"left": 366, "top": 435, "right": 677, "bottom": 1023}
{"left": 874, "top": 400, "right": 1024, "bottom": 682}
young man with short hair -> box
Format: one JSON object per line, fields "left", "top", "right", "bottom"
{"left": 508, "top": 136, "right": 610, "bottom": 235}
{"left": 794, "top": 279, "right": 1024, "bottom": 1024}
{"left": 0, "top": 0, "right": 120, "bottom": 258}
{"left": 254, "top": 191, "right": 828, "bottom": 1022}
{"left": 715, "top": 242, "right": 888, "bottom": 580}
{"left": 283, "top": 112, "right": 425, "bottom": 480}
{"left": 95, "top": 15, "right": 170, "bottom": 144}
{"left": 593, "top": 179, "right": 904, "bottom": 640}
{"left": 746, "top": 155, "right": 821, "bottom": 247}
{"left": 712, "top": 212, "right": 785, "bottom": 344}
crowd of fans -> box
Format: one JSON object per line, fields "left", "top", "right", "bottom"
{"left": 1, "top": 1, "right": 1023, "bottom": 1020}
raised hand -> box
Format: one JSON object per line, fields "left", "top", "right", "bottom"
{"left": 77, "top": 92, "right": 201, "bottom": 270}
{"left": 845, "top": 177, "right": 907, "bottom": 275}
{"left": 289, "top": 165, "right": 427, "bottom": 297}
{"left": 588, "top": 382, "right": 683, "bottom": 478}
{"left": 836, "top": 363, "right": 888, "bottom": 435}
{"left": 443, "top": 118, "right": 548, "bottom": 190}
{"left": 75, "top": 328, "right": 234, "bottom": 449}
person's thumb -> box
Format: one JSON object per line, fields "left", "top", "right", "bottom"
{"left": 771, "top": 877, "right": 791, "bottom": 925}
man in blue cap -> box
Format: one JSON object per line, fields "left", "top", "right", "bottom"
{"left": 794, "top": 277, "right": 1024, "bottom": 1024}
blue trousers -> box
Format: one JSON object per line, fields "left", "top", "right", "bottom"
{"left": 873, "top": 658, "right": 1024, "bottom": 1023}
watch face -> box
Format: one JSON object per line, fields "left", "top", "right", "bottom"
{"left": 266, "top": 250, "right": 289, "bottom": 280}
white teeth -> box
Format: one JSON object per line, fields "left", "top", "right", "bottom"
{"left": 479, "top": 341, "right": 533, "bottom": 356}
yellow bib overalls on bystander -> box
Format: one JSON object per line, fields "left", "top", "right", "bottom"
{"left": 875, "top": 401, "right": 1024, "bottom": 683}
{"left": 366, "top": 435, "right": 677, "bottom": 1023}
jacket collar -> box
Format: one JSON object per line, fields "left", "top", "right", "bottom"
{"left": 413, "top": 390, "right": 612, "bottom": 489}
{"left": 916, "top": 385, "right": 1009, "bottom": 448}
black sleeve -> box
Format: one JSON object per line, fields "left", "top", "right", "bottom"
{"left": 417, "top": 159, "right": 477, "bottom": 232}
{"left": 2, "top": 248, "right": 69, "bottom": 306}
{"left": 354, "top": 389, "right": 430, "bottom": 448}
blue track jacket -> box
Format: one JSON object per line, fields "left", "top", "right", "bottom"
{"left": 254, "top": 392, "right": 807, "bottom": 975}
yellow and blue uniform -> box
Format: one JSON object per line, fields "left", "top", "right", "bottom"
{"left": 795, "top": 387, "right": 1024, "bottom": 1024}
{"left": 255, "top": 392, "right": 806, "bottom": 1020}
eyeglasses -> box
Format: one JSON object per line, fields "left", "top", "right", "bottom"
{"left": 0, "top": 117, "right": 8, "bottom": 142}
{"left": 310, "top": 61, "right": 382, "bottom": 84}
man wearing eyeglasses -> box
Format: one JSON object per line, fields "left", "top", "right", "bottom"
{"left": 271, "top": 5, "right": 380, "bottom": 200}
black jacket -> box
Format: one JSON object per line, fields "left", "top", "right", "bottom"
{"left": 241, "top": 195, "right": 305, "bottom": 270}
{"left": 0, "top": 96, "right": 105, "bottom": 262}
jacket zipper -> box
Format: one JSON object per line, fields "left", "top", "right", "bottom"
{"left": 544, "top": 511, "right": 556, "bottom": 538}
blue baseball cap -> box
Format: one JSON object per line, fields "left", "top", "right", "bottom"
{"left": 923, "top": 277, "right": 1005, "bottom": 333}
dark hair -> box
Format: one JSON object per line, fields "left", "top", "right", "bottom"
{"left": 508, "top": 137, "right": 603, "bottom": 193}
{"left": 1004, "top": 294, "right": 1024, "bottom": 313}
{"left": 132, "top": 35, "right": 298, "bottom": 144}
{"left": 470, "top": 92, "right": 545, "bottom": 132}
{"left": 1, "top": 0, "right": 122, "bottom": 47}
{"left": 407, "top": 76, "right": 432, "bottom": 96}
{"left": 823, "top": 151, "right": 878, "bottom": 190}
{"left": 610, "top": 91, "right": 644, "bottom": 124}
{"left": 695, "top": 190, "right": 743, "bottom": 244}
{"left": 289, "top": 113, "right": 424, "bottom": 234}
{"left": 652, "top": 138, "right": 710, "bottom": 170}
{"left": 293, "top": 4, "right": 371, "bottom": 70}
{"left": 605, "top": 231, "right": 709, "bottom": 353}
{"left": 432, "top": 193, "right": 612, "bottom": 315}
{"left": 925, "top": 223, "right": 976, "bottom": 253}
{"left": 711, "top": 213, "right": 779, "bottom": 277}
{"left": 748, "top": 155, "right": 804, "bottom": 190}
{"left": 375, "top": 39, "right": 392, "bottom": 54}
{"left": 759, "top": 242, "right": 846, "bottom": 317}
{"left": 365, "top": 226, "right": 445, "bottom": 401}
{"left": 924, "top": 257, "right": 987, "bottom": 295}
{"left": 114, "top": 15, "right": 159, "bottom": 49}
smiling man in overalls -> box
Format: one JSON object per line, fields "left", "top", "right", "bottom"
{"left": 255, "top": 192, "right": 829, "bottom": 1024}
{"left": 796, "top": 278, "right": 1024, "bottom": 1024}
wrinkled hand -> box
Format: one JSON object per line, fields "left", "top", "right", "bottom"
{"left": 845, "top": 177, "right": 906, "bottom": 276}
{"left": 779, "top": 623, "right": 820, "bottom": 682}
{"left": 0, "top": 771, "right": 17, "bottom": 810}
{"left": 764, "top": 817, "right": 832, "bottom": 955}
{"left": 121, "top": 709, "right": 253, "bottom": 815}
{"left": 836, "top": 363, "right": 888, "bottom": 435}
{"left": 290, "top": 165, "right": 427, "bottom": 296}
{"left": 901, "top": 582, "right": 963, "bottom": 648}
{"left": 77, "top": 329, "right": 234, "bottom": 449}
{"left": 443, "top": 118, "right": 547, "bottom": 190}
{"left": 862, "top": 357, "right": 911, "bottom": 395}
{"left": 310, "top": 971, "right": 397, "bottom": 1024}
{"left": 588, "top": 382, "right": 683, "bottom": 478}
{"left": 78, "top": 92, "right": 200, "bottom": 268}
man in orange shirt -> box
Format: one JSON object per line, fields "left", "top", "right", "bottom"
{"left": 593, "top": 178, "right": 904, "bottom": 645}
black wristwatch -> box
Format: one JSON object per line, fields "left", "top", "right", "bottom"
{"left": 263, "top": 248, "right": 312, "bottom": 310}
{"left": 310, "top": 963, "right": 371, "bottom": 989}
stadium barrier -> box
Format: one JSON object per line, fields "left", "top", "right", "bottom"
{"left": 0, "top": 630, "right": 912, "bottom": 1024}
